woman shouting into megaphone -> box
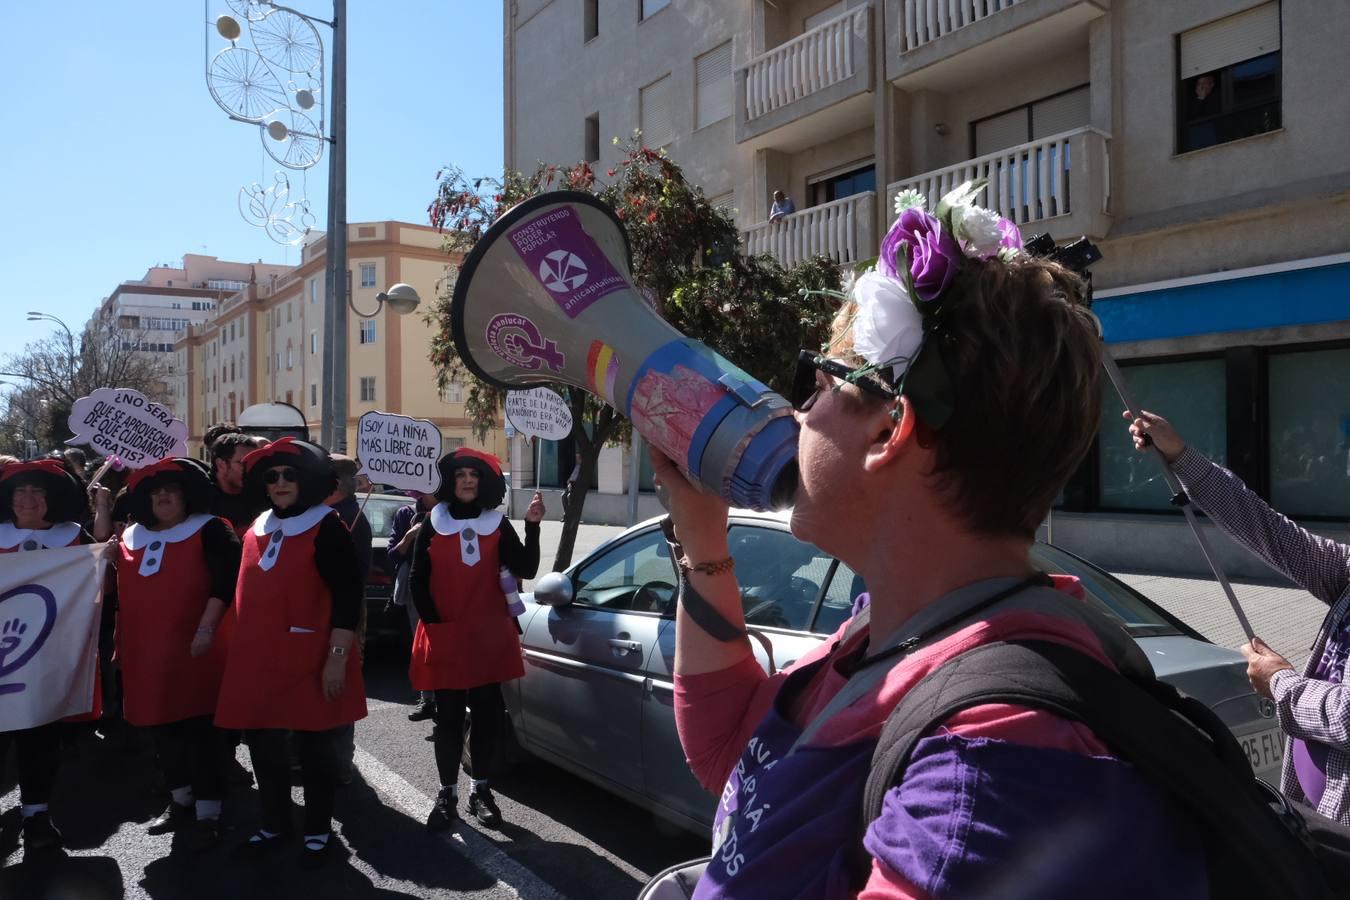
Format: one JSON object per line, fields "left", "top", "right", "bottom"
{"left": 409, "top": 449, "right": 544, "bottom": 832}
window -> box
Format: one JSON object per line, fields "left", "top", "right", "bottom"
{"left": 584, "top": 0, "right": 598, "bottom": 40}
{"left": 972, "top": 85, "right": 1091, "bottom": 156}
{"left": 310, "top": 330, "right": 317, "bottom": 355}
{"left": 1177, "top": 2, "right": 1281, "bottom": 153}
{"left": 695, "top": 42, "right": 733, "bottom": 129}
{"left": 310, "top": 383, "right": 318, "bottom": 407}
{"left": 359, "top": 319, "right": 377, "bottom": 345}
{"left": 804, "top": 2, "right": 846, "bottom": 31}
{"left": 445, "top": 437, "right": 465, "bottom": 450}
{"left": 286, "top": 344, "right": 294, "bottom": 369}
{"left": 440, "top": 381, "right": 464, "bottom": 404}
{"left": 285, "top": 390, "right": 294, "bottom": 406}
{"left": 640, "top": 74, "right": 674, "bottom": 148}
{"left": 584, "top": 113, "right": 600, "bottom": 163}
{"left": 572, "top": 529, "right": 674, "bottom": 611}
{"left": 309, "top": 278, "right": 318, "bottom": 304}
{"left": 817, "top": 560, "right": 867, "bottom": 635}
{"left": 287, "top": 302, "right": 292, "bottom": 323}
{"left": 641, "top": 0, "right": 669, "bottom": 19}
{"left": 728, "top": 525, "right": 834, "bottom": 632}
{"left": 359, "top": 263, "right": 376, "bottom": 288}
{"left": 1268, "top": 347, "right": 1350, "bottom": 519}
{"left": 811, "top": 163, "right": 876, "bottom": 205}
{"left": 229, "top": 359, "right": 235, "bottom": 382}
{"left": 360, "top": 376, "right": 376, "bottom": 402}
{"left": 1096, "top": 358, "right": 1226, "bottom": 510}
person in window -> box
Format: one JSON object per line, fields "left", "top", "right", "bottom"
{"left": 214, "top": 438, "right": 365, "bottom": 858}
{"left": 0, "top": 459, "right": 97, "bottom": 854}
{"left": 410, "top": 450, "right": 544, "bottom": 831}
{"left": 112, "top": 458, "right": 241, "bottom": 848}
{"left": 1127, "top": 410, "right": 1350, "bottom": 825}
{"left": 768, "top": 190, "right": 796, "bottom": 222}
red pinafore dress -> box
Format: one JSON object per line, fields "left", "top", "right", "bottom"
{"left": 409, "top": 507, "right": 525, "bottom": 691}
{"left": 214, "top": 506, "right": 367, "bottom": 731}
{"left": 115, "top": 515, "right": 232, "bottom": 726}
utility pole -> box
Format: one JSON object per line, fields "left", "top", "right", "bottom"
{"left": 320, "top": 0, "right": 348, "bottom": 452}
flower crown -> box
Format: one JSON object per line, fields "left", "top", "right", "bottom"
{"left": 823, "top": 178, "right": 1024, "bottom": 428}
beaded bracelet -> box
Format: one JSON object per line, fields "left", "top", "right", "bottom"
{"left": 678, "top": 556, "right": 736, "bottom": 576}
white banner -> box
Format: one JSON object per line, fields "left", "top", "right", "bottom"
{"left": 355, "top": 411, "right": 443, "bottom": 494}
{"left": 506, "top": 388, "right": 573, "bottom": 441}
{"left": 0, "top": 544, "right": 105, "bottom": 731}
{"left": 66, "top": 387, "right": 189, "bottom": 468}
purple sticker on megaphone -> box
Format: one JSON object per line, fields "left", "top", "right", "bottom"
{"left": 486, "top": 313, "right": 567, "bottom": 373}
{"left": 508, "top": 205, "right": 627, "bottom": 319}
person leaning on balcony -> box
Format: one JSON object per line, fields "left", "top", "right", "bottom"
{"left": 769, "top": 190, "right": 796, "bottom": 222}
{"left": 1127, "top": 410, "right": 1350, "bottom": 825}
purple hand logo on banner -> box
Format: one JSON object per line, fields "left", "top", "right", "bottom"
{"left": 0, "top": 585, "right": 57, "bottom": 696}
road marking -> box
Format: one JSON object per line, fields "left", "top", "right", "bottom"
{"left": 353, "top": 744, "right": 566, "bottom": 900}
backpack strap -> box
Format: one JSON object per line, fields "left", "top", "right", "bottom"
{"left": 853, "top": 640, "right": 1333, "bottom": 899}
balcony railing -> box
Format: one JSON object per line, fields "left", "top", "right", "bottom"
{"left": 744, "top": 7, "right": 867, "bottom": 123}
{"left": 901, "top": 0, "right": 1020, "bottom": 52}
{"left": 886, "top": 127, "right": 1111, "bottom": 238}
{"left": 742, "top": 192, "right": 876, "bottom": 268}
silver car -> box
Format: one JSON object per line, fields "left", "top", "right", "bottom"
{"left": 504, "top": 510, "right": 1284, "bottom": 835}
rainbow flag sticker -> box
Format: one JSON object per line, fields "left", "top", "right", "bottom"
{"left": 587, "top": 340, "right": 620, "bottom": 407}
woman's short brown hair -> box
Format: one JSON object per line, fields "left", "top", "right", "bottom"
{"left": 832, "top": 255, "right": 1101, "bottom": 539}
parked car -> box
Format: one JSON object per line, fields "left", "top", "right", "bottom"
{"left": 505, "top": 510, "right": 1285, "bottom": 835}
{"left": 357, "top": 491, "right": 418, "bottom": 639}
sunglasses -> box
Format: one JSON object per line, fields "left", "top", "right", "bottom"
{"left": 790, "top": 349, "right": 898, "bottom": 411}
{"left": 264, "top": 467, "right": 298, "bottom": 485}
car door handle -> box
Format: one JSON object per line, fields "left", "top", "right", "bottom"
{"left": 608, "top": 639, "right": 641, "bottom": 653}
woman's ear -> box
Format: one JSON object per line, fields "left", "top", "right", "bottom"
{"left": 862, "top": 396, "right": 917, "bottom": 474}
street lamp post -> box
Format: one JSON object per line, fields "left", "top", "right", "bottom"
{"left": 320, "top": 0, "right": 347, "bottom": 451}
{"left": 26, "top": 311, "right": 77, "bottom": 385}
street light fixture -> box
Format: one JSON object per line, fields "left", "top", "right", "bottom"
{"left": 352, "top": 283, "right": 421, "bottom": 318}
{"left": 26, "top": 311, "right": 77, "bottom": 385}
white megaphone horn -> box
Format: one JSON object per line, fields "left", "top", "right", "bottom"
{"left": 451, "top": 191, "right": 798, "bottom": 511}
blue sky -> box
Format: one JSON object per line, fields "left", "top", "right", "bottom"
{"left": 0, "top": 1, "right": 502, "bottom": 364}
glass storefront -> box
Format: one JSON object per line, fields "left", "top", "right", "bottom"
{"left": 1269, "top": 347, "right": 1350, "bottom": 518}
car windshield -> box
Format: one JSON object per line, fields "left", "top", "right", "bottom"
{"left": 360, "top": 495, "right": 412, "bottom": 541}
{"left": 1031, "top": 543, "right": 1186, "bottom": 638}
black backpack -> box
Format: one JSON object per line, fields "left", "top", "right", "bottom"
{"left": 857, "top": 639, "right": 1350, "bottom": 898}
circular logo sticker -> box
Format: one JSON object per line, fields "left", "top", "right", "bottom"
{"left": 539, "top": 250, "right": 588, "bottom": 292}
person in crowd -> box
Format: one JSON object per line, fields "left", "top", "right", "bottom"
{"left": 209, "top": 431, "right": 266, "bottom": 535}
{"left": 112, "top": 457, "right": 241, "bottom": 847}
{"left": 326, "top": 454, "right": 372, "bottom": 785}
{"left": 214, "top": 438, "right": 365, "bottom": 857}
{"left": 411, "top": 449, "right": 544, "bottom": 830}
{"left": 1127, "top": 410, "right": 1350, "bottom": 825}
{"left": 88, "top": 457, "right": 132, "bottom": 729}
{"left": 768, "top": 190, "right": 796, "bottom": 222}
{"left": 0, "top": 459, "right": 98, "bottom": 852}
{"left": 387, "top": 491, "right": 439, "bottom": 722}
{"left": 650, "top": 213, "right": 1209, "bottom": 895}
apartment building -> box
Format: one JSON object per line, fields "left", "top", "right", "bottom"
{"left": 506, "top": 0, "right": 1350, "bottom": 573}
{"left": 176, "top": 221, "right": 508, "bottom": 466}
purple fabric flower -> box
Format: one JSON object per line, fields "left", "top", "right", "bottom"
{"left": 998, "top": 217, "right": 1023, "bottom": 250}
{"left": 880, "top": 208, "right": 962, "bottom": 303}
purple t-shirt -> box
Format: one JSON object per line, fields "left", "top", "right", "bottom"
{"left": 1293, "top": 623, "right": 1350, "bottom": 805}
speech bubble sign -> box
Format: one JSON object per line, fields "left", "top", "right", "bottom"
{"left": 66, "top": 388, "right": 189, "bottom": 469}
{"left": 506, "top": 388, "right": 573, "bottom": 441}
{"left": 355, "top": 412, "right": 443, "bottom": 494}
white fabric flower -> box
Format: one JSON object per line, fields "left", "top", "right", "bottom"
{"left": 849, "top": 270, "right": 924, "bottom": 381}
{"left": 893, "top": 189, "right": 927, "bottom": 216}
{"left": 953, "top": 204, "right": 1003, "bottom": 258}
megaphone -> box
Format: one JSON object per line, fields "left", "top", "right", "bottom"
{"left": 451, "top": 191, "right": 798, "bottom": 511}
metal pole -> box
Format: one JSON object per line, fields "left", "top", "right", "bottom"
{"left": 627, "top": 431, "right": 643, "bottom": 526}
{"left": 320, "top": 0, "right": 347, "bottom": 452}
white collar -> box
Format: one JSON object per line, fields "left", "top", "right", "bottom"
{"left": 0, "top": 521, "right": 82, "bottom": 550}
{"left": 253, "top": 504, "right": 333, "bottom": 538}
{"left": 429, "top": 504, "right": 503, "bottom": 537}
{"left": 123, "top": 513, "right": 214, "bottom": 551}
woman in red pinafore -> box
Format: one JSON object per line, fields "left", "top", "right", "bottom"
{"left": 113, "top": 457, "right": 240, "bottom": 848}
{"left": 411, "top": 449, "right": 544, "bottom": 831}
{"left": 214, "top": 438, "right": 365, "bottom": 858}
{"left": 0, "top": 459, "right": 96, "bottom": 854}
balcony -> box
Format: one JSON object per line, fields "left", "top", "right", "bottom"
{"left": 735, "top": 6, "right": 874, "bottom": 149}
{"left": 741, "top": 192, "right": 877, "bottom": 268}
{"left": 885, "top": 127, "right": 1111, "bottom": 240}
{"left": 888, "top": 0, "right": 1106, "bottom": 91}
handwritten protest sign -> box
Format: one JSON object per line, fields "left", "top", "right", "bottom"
{"left": 506, "top": 388, "right": 573, "bottom": 441}
{"left": 66, "top": 388, "right": 189, "bottom": 468}
{"left": 356, "top": 412, "right": 442, "bottom": 493}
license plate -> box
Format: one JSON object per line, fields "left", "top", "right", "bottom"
{"left": 1241, "top": 726, "right": 1284, "bottom": 773}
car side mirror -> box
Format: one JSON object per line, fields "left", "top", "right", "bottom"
{"left": 533, "top": 572, "right": 574, "bottom": 608}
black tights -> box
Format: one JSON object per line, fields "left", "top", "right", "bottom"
{"left": 246, "top": 727, "right": 344, "bottom": 836}
{"left": 432, "top": 684, "right": 503, "bottom": 788}
{"left": 150, "top": 716, "right": 234, "bottom": 803}
{"left": 3, "top": 724, "right": 62, "bottom": 807}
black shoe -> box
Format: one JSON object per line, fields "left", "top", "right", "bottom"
{"left": 467, "top": 786, "right": 501, "bottom": 828}
{"left": 147, "top": 802, "right": 194, "bottom": 835}
{"left": 242, "top": 828, "right": 290, "bottom": 853}
{"left": 190, "top": 817, "right": 224, "bottom": 851}
{"left": 408, "top": 700, "right": 436, "bottom": 722}
{"left": 22, "top": 812, "right": 63, "bottom": 853}
{"left": 425, "top": 787, "right": 457, "bottom": 832}
{"left": 336, "top": 765, "right": 355, "bottom": 786}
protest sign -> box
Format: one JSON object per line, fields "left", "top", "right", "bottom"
{"left": 0, "top": 544, "right": 105, "bottom": 731}
{"left": 356, "top": 412, "right": 442, "bottom": 493}
{"left": 506, "top": 388, "right": 573, "bottom": 440}
{"left": 66, "top": 388, "right": 189, "bottom": 468}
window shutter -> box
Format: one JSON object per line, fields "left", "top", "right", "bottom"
{"left": 1180, "top": 2, "right": 1280, "bottom": 80}
{"left": 696, "top": 43, "right": 733, "bottom": 129}
{"left": 1032, "top": 87, "right": 1090, "bottom": 139}
{"left": 640, "top": 74, "right": 674, "bottom": 148}
{"left": 974, "top": 108, "right": 1028, "bottom": 156}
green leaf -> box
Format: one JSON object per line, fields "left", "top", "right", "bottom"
{"left": 934, "top": 178, "right": 989, "bottom": 230}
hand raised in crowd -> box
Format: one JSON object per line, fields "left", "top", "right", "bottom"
{"left": 524, "top": 491, "right": 546, "bottom": 524}
{"left": 89, "top": 484, "right": 113, "bottom": 512}
{"left": 322, "top": 655, "right": 347, "bottom": 701}
{"left": 1241, "top": 637, "right": 1295, "bottom": 699}
{"left": 1124, "top": 409, "right": 1187, "bottom": 464}
{"left": 396, "top": 522, "right": 422, "bottom": 555}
